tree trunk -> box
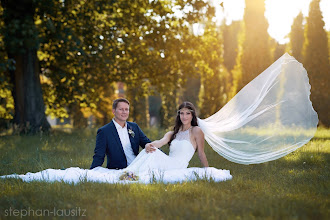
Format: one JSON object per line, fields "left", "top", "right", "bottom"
{"left": 69, "top": 103, "right": 87, "bottom": 128}
{"left": 9, "top": 50, "right": 50, "bottom": 134}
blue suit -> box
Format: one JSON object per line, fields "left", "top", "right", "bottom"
{"left": 90, "top": 121, "right": 151, "bottom": 169}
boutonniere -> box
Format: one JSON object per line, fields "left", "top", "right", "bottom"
{"left": 128, "top": 128, "right": 135, "bottom": 138}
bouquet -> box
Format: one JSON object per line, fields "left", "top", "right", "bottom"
{"left": 119, "top": 171, "right": 139, "bottom": 181}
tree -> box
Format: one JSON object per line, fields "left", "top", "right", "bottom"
{"left": 181, "top": 76, "right": 201, "bottom": 107}
{"left": 126, "top": 80, "right": 150, "bottom": 128}
{"left": 328, "top": 31, "right": 330, "bottom": 60}
{"left": 38, "top": 0, "right": 217, "bottom": 129}
{"left": 0, "top": 4, "right": 14, "bottom": 129}
{"left": 148, "top": 1, "right": 217, "bottom": 127}
{"left": 222, "top": 20, "right": 243, "bottom": 102}
{"left": 0, "top": 0, "right": 215, "bottom": 132}
{"left": 91, "top": 83, "right": 116, "bottom": 126}
{"left": 240, "top": 0, "right": 271, "bottom": 90}
{"left": 0, "top": 0, "right": 218, "bottom": 131}
{"left": 223, "top": 20, "right": 242, "bottom": 71}
{"left": 229, "top": 22, "right": 245, "bottom": 100}
{"left": 303, "top": 0, "right": 330, "bottom": 126}
{"left": 197, "top": 22, "right": 229, "bottom": 118}
{"left": 1, "top": 0, "right": 51, "bottom": 134}
{"left": 289, "top": 12, "right": 304, "bottom": 62}
{"left": 38, "top": 0, "right": 161, "bottom": 126}
{"left": 273, "top": 42, "right": 286, "bottom": 61}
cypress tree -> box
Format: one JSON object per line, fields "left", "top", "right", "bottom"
{"left": 223, "top": 20, "right": 242, "bottom": 71}
{"left": 290, "top": 12, "right": 304, "bottom": 62}
{"left": 303, "top": 0, "right": 330, "bottom": 126}
{"left": 240, "top": 0, "right": 271, "bottom": 90}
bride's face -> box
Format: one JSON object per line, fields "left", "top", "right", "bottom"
{"left": 179, "top": 108, "right": 193, "bottom": 125}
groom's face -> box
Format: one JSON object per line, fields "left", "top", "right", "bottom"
{"left": 113, "top": 102, "right": 129, "bottom": 122}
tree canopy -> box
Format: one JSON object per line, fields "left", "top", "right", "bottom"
{"left": 0, "top": 0, "right": 329, "bottom": 133}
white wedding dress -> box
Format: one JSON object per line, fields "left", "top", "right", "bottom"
{"left": 1, "top": 129, "right": 232, "bottom": 184}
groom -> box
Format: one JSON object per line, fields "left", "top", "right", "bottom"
{"left": 90, "top": 98, "right": 151, "bottom": 169}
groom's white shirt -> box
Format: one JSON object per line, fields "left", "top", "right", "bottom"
{"left": 113, "top": 119, "right": 136, "bottom": 165}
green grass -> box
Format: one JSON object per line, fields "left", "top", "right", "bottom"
{"left": 0, "top": 127, "right": 329, "bottom": 219}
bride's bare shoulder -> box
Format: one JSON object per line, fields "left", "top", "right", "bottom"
{"left": 191, "top": 126, "right": 204, "bottom": 136}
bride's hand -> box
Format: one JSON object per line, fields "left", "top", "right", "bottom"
{"left": 145, "top": 143, "right": 156, "bottom": 153}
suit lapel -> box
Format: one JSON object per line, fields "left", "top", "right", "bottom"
{"left": 127, "top": 123, "right": 134, "bottom": 145}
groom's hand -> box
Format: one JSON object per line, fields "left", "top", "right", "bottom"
{"left": 146, "top": 143, "right": 156, "bottom": 153}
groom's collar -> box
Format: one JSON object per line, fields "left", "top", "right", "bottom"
{"left": 112, "top": 118, "right": 127, "bottom": 129}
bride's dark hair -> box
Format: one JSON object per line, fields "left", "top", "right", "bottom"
{"left": 169, "top": 101, "right": 198, "bottom": 145}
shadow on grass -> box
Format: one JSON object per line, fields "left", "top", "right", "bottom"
{"left": 311, "top": 136, "right": 330, "bottom": 141}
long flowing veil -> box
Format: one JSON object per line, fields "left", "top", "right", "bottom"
{"left": 198, "top": 53, "right": 318, "bottom": 164}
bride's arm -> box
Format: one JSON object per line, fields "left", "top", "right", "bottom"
{"left": 145, "top": 131, "right": 173, "bottom": 153}
{"left": 193, "top": 127, "right": 209, "bottom": 167}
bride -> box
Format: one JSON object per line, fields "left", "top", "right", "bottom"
{"left": 1, "top": 53, "right": 318, "bottom": 184}
{"left": 127, "top": 101, "right": 209, "bottom": 172}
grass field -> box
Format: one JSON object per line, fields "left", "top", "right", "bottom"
{"left": 0, "top": 127, "right": 329, "bottom": 219}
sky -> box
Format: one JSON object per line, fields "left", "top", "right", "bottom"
{"left": 212, "top": 0, "right": 330, "bottom": 44}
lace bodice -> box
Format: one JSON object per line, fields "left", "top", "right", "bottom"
{"left": 168, "top": 128, "right": 195, "bottom": 166}
{"left": 174, "top": 128, "right": 191, "bottom": 142}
